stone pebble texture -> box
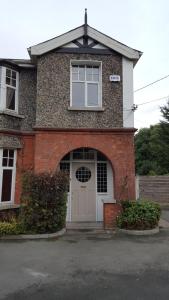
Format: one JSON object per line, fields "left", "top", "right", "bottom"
{"left": 0, "top": 135, "right": 22, "bottom": 149}
{"left": 36, "top": 52, "right": 123, "bottom": 128}
{"left": 0, "top": 68, "right": 37, "bottom": 131}
{"left": 0, "top": 52, "right": 123, "bottom": 130}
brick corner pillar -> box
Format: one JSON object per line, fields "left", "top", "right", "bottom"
{"left": 103, "top": 202, "right": 122, "bottom": 229}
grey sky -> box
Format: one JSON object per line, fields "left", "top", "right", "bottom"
{"left": 0, "top": 0, "right": 168, "bottom": 129}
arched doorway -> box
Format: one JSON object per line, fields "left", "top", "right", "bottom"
{"left": 60, "top": 148, "right": 114, "bottom": 222}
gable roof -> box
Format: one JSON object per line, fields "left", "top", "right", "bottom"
{"left": 28, "top": 24, "right": 142, "bottom": 64}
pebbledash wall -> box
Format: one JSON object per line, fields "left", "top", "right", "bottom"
{"left": 36, "top": 52, "right": 123, "bottom": 128}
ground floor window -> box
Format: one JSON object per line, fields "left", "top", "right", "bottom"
{"left": 0, "top": 149, "right": 16, "bottom": 203}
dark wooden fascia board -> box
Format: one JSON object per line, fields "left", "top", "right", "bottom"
{"left": 55, "top": 47, "right": 113, "bottom": 55}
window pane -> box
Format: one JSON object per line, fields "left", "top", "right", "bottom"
{"left": 9, "top": 150, "right": 14, "bottom": 158}
{"left": 6, "top": 77, "right": 10, "bottom": 85}
{"left": 73, "top": 149, "right": 84, "bottom": 159}
{"left": 12, "top": 71, "right": 16, "bottom": 79}
{"left": 61, "top": 153, "right": 70, "bottom": 161}
{"left": 87, "top": 83, "right": 98, "bottom": 106}
{"left": 1, "top": 170, "right": 12, "bottom": 202}
{"left": 2, "top": 158, "right": 8, "bottom": 167}
{"left": 9, "top": 159, "right": 14, "bottom": 167}
{"left": 93, "top": 66, "right": 99, "bottom": 74}
{"left": 86, "top": 66, "right": 93, "bottom": 81}
{"left": 97, "top": 152, "right": 107, "bottom": 161}
{"left": 97, "top": 163, "right": 107, "bottom": 193}
{"left": 12, "top": 79, "right": 16, "bottom": 87}
{"left": 93, "top": 74, "right": 99, "bottom": 82}
{"left": 79, "top": 66, "right": 85, "bottom": 81}
{"left": 6, "top": 69, "right": 11, "bottom": 77}
{"left": 72, "top": 65, "right": 78, "bottom": 72}
{"left": 3, "top": 149, "right": 8, "bottom": 158}
{"left": 73, "top": 148, "right": 95, "bottom": 160}
{"left": 72, "top": 73, "right": 78, "bottom": 81}
{"left": 6, "top": 87, "right": 15, "bottom": 110}
{"left": 72, "top": 82, "right": 85, "bottom": 107}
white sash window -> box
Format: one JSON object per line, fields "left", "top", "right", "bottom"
{"left": 71, "top": 61, "right": 102, "bottom": 108}
{"left": 0, "top": 66, "right": 19, "bottom": 112}
{"left": 0, "top": 149, "right": 16, "bottom": 204}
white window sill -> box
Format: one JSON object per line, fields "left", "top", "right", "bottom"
{"left": 0, "top": 110, "right": 24, "bottom": 119}
{"left": 0, "top": 203, "right": 20, "bottom": 210}
{"left": 68, "top": 106, "right": 105, "bottom": 111}
{"left": 102, "top": 199, "right": 116, "bottom": 203}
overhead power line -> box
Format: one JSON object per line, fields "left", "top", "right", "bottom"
{"left": 134, "top": 74, "right": 169, "bottom": 93}
{"left": 123, "top": 95, "right": 169, "bottom": 112}
{"left": 137, "top": 95, "right": 169, "bottom": 106}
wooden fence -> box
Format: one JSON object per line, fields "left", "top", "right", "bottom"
{"left": 136, "top": 176, "right": 169, "bottom": 204}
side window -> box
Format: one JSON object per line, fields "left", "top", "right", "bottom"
{"left": 0, "top": 149, "right": 16, "bottom": 203}
{"left": 0, "top": 67, "right": 19, "bottom": 112}
{"left": 97, "top": 162, "right": 107, "bottom": 193}
{"left": 71, "top": 63, "right": 101, "bottom": 108}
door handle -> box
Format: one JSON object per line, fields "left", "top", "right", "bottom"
{"left": 80, "top": 186, "right": 86, "bottom": 188}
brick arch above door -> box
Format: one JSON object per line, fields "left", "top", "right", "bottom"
{"left": 34, "top": 128, "right": 136, "bottom": 201}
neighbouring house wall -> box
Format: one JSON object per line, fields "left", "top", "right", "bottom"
{"left": 36, "top": 52, "right": 123, "bottom": 128}
{"left": 0, "top": 68, "right": 37, "bottom": 131}
{"left": 19, "top": 69, "right": 37, "bottom": 131}
{"left": 0, "top": 134, "right": 22, "bottom": 148}
{"left": 138, "top": 176, "right": 169, "bottom": 204}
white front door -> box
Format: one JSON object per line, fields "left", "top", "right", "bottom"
{"left": 71, "top": 162, "right": 96, "bottom": 221}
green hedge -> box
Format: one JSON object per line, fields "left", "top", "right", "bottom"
{"left": 20, "top": 171, "right": 68, "bottom": 234}
{"left": 117, "top": 200, "right": 161, "bottom": 230}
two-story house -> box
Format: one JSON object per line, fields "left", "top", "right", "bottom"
{"left": 0, "top": 12, "right": 142, "bottom": 225}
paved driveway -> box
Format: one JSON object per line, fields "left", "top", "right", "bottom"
{"left": 162, "top": 209, "right": 169, "bottom": 222}
{"left": 1, "top": 230, "right": 169, "bottom": 300}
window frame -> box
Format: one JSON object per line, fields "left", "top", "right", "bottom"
{"left": 0, "top": 149, "right": 17, "bottom": 204}
{"left": 70, "top": 60, "right": 102, "bottom": 109}
{"left": 0, "top": 66, "right": 19, "bottom": 113}
{"left": 97, "top": 161, "right": 108, "bottom": 193}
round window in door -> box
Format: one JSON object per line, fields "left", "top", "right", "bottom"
{"left": 76, "top": 166, "right": 91, "bottom": 183}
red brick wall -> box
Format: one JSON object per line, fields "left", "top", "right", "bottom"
{"left": 13, "top": 129, "right": 135, "bottom": 207}
{"left": 104, "top": 203, "right": 122, "bottom": 229}
{"left": 14, "top": 134, "right": 35, "bottom": 204}
{"left": 34, "top": 129, "right": 136, "bottom": 201}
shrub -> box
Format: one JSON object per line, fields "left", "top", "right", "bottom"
{"left": 0, "top": 208, "right": 20, "bottom": 222}
{"left": 20, "top": 171, "right": 68, "bottom": 234}
{"left": 0, "top": 220, "right": 24, "bottom": 236}
{"left": 117, "top": 200, "right": 161, "bottom": 230}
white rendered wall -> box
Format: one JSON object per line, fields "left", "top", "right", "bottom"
{"left": 122, "top": 57, "right": 134, "bottom": 127}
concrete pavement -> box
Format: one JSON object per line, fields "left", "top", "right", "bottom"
{"left": 1, "top": 229, "right": 169, "bottom": 299}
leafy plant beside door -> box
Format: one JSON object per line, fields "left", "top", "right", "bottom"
{"left": 20, "top": 171, "right": 69, "bottom": 234}
{"left": 117, "top": 200, "right": 161, "bottom": 230}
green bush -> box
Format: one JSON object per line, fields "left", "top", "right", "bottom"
{"left": 0, "top": 220, "right": 24, "bottom": 236}
{"left": 117, "top": 200, "right": 161, "bottom": 230}
{"left": 20, "top": 171, "right": 68, "bottom": 234}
